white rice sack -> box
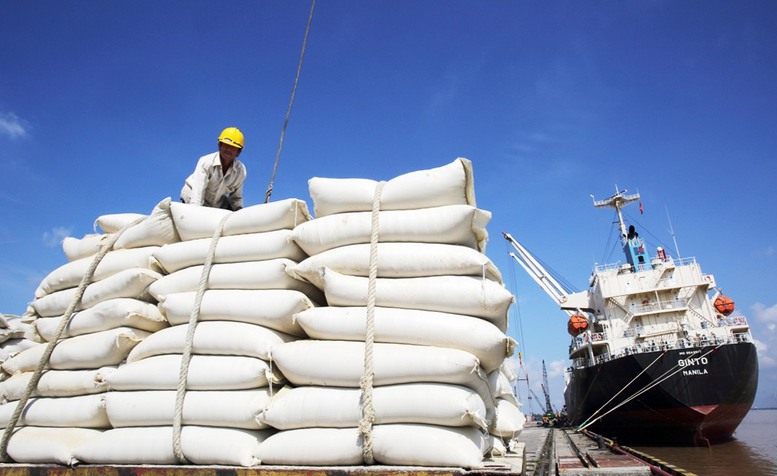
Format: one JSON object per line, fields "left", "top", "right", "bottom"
{"left": 490, "top": 398, "right": 526, "bottom": 438}
{"left": 106, "top": 389, "right": 272, "bottom": 429}
{"left": 288, "top": 242, "right": 502, "bottom": 290}
{"left": 272, "top": 341, "right": 493, "bottom": 406}
{"left": 127, "top": 321, "right": 296, "bottom": 363}
{"left": 73, "top": 426, "right": 271, "bottom": 466}
{"left": 148, "top": 259, "right": 323, "bottom": 304}
{"left": 256, "top": 427, "right": 363, "bottom": 465}
{"left": 0, "top": 393, "right": 109, "bottom": 428}
{"left": 106, "top": 354, "right": 281, "bottom": 391}
{"left": 294, "top": 306, "right": 515, "bottom": 372}
{"left": 2, "top": 312, "right": 41, "bottom": 339}
{"left": 31, "top": 268, "right": 162, "bottom": 318}
{"left": 1, "top": 327, "right": 150, "bottom": 374}
{"left": 0, "top": 339, "right": 40, "bottom": 365}
{"left": 310, "top": 158, "right": 475, "bottom": 217}
{"left": 488, "top": 434, "right": 509, "bottom": 457}
{"left": 35, "top": 247, "right": 159, "bottom": 298}
{"left": 150, "top": 230, "right": 306, "bottom": 275}
{"left": 62, "top": 234, "right": 107, "bottom": 262}
{"left": 322, "top": 270, "right": 513, "bottom": 330}
{"left": 260, "top": 383, "right": 487, "bottom": 430}
{"left": 500, "top": 358, "right": 518, "bottom": 381}
{"left": 372, "top": 423, "right": 489, "bottom": 468}
{"left": 1, "top": 367, "right": 114, "bottom": 401}
{"left": 5, "top": 427, "right": 103, "bottom": 465}
{"left": 159, "top": 290, "right": 312, "bottom": 336}
{"left": 94, "top": 212, "right": 147, "bottom": 234}
{"left": 113, "top": 197, "right": 180, "bottom": 250}
{"left": 171, "top": 198, "right": 311, "bottom": 241}
{"left": 0, "top": 326, "right": 25, "bottom": 345}
{"left": 488, "top": 366, "right": 519, "bottom": 406}
{"left": 291, "top": 205, "right": 490, "bottom": 256}
{"left": 35, "top": 298, "right": 167, "bottom": 341}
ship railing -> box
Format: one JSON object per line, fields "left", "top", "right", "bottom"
{"left": 572, "top": 331, "right": 751, "bottom": 369}
{"left": 686, "top": 331, "right": 751, "bottom": 347}
{"left": 672, "top": 256, "right": 697, "bottom": 267}
{"left": 732, "top": 332, "right": 751, "bottom": 343}
{"left": 634, "top": 321, "right": 680, "bottom": 338}
{"left": 630, "top": 298, "right": 685, "bottom": 315}
{"left": 594, "top": 256, "right": 698, "bottom": 274}
{"left": 718, "top": 316, "right": 749, "bottom": 328}
{"left": 653, "top": 255, "right": 697, "bottom": 268}
{"left": 570, "top": 331, "right": 608, "bottom": 352}
{"left": 593, "top": 261, "right": 623, "bottom": 273}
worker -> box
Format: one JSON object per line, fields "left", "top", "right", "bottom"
{"left": 180, "top": 127, "right": 247, "bottom": 211}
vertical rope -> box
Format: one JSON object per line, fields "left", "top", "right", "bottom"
{"left": 264, "top": 0, "right": 316, "bottom": 204}
{"left": 0, "top": 215, "right": 148, "bottom": 461}
{"left": 172, "top": 213, "right": 229, "bottom": 464}
{"left": 358, "top": 181, "right": 385, "bottom": 465}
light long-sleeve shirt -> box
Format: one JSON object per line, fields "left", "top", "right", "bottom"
{"left": 180, "top": 152, "right": 246, "bottom": 210}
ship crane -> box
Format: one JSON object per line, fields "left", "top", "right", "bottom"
{"left": 502, "top": 231, "right": 592, "bottom": 316}
{"left": 502, "top": 231, "right": 597, "bottom": 364}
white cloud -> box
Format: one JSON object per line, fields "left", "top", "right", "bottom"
{"left": 547, "top": 359, "right": 568, "bottom": 379}
{"left": 503, "top": 355, "right": 568, "bottom": 411}
{"left": 752, "top": 302, "right": 777, "bottom": 331}
{"left": 0, "top": 112, "right": 28, "bottom": 139}
{"left": 753, "top": 338, "right": 776, "bottom": 369}
{"left": 42, "top": 226, "right": 72, "bottom": 248}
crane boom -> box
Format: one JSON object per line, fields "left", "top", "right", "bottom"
{"left": 502, "top": 231, "right": 593, "bottom": 315}
{"left": 502, "top": 232, "right": 575, "bottom": 315}
{"left": 541, "top": 360, "right": 554, "bottom": 414}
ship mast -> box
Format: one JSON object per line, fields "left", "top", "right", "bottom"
{"left": 591, "top": 185, "right": 640, "bottom": 246}
{"left": 592, "top": 185, "right": 652, "bottom": 272}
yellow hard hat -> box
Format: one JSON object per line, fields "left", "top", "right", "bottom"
{"left": 218, "top": 127, "right": 244, "bottom": 149}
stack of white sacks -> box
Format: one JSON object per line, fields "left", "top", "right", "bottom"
{"left": 0, "top": 158, "right": 524, "bottom": 468}
{"left": 0, "top": 314, "right": 37, "bottom": 371}
{"left": 260, "top": 158, "right": 524, "bottom": 467}
{"left": 72, "top": 198, "right": 316, "bottom": 466}
{"left": 0, "top": 198, "right": 179, "bottom": 464}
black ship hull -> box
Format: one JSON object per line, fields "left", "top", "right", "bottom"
{"left": 564, "top": 341, "right": 758, "bottom": 445}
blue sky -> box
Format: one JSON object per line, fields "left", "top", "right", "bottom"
{"left": 2, "top": 1, "right": 776, "bottom": 411}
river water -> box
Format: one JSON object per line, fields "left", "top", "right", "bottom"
{"left": 631, "top": 408, "right": 777, "bottom": 476}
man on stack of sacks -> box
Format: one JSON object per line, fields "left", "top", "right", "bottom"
{"left": 0, "top": 158, "right": 524, "bottom": 468}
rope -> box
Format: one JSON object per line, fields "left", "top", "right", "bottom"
{"left": 576, "top": 350, "right": 665, "bottom": 430}
{"left": 577, "top": 345, "right": 721, "bottom": 431}
{"left": 172, "top": 213, "right": 230, "bottom": 464}
{"left": 0, "top": 215, "right": 148, "bottom": 461}
{"left": 264, "top": 0, "right": 316, "bottom": 204}
{"left": 358, "top": 181, "right": 384, "bottom": 465}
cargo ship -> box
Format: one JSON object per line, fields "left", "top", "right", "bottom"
{"left": 504, "top": 187, "right": 758, "bottom": 445}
